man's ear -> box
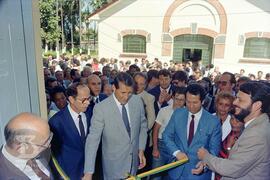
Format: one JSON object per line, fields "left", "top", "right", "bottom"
{"left": 112, "top": 84, "right": 116, "bottom": 92}
{"left": 68, "top": 96, "right": 75, "bottom": 104}
{"left": 252, "top": 101, "right": 262, "bottom": 112}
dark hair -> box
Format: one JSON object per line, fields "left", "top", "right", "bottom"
{"left": 66, "top": 82, "right": 87, "bottom": 98}
{"left": 50, "top": 86, "right": 66, "bottom": 101}
{"left": 70, "top": 69, "right": 78, "bottom": 78}
{"left": 158, "top": 69, "right": 171, "bottom": 78}
{"left": 129, "top": 64, "right": 140, "bottom": 72}
{"left": 45, "top": 77, "right": 57, "bottom": 88}
{"left": 147, "top": 70, "right": 159, "bottom": 83}
{"left": 113, "top": 72, "right": 134, "bottom": 89}
{"left": 173, "top": 86, "right": 187, "bottom": 97}
{"left": 133, "top": 72, "right": 147, "bottom": 81}
{"left": 237, "top": 76, "right": 250, "bottom": 83}
{"left": 186, "top": 83, "right": 206, "bottom": 102}
{"left": 222, "top": 72, "right": 236, "bottom": 84}
{"left": 240, "top": 81, "right": 270, "bottom": 113}
{"left": 172, "top": 70, "right": 188, "bottom": 84}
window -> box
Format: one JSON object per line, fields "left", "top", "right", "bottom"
{"left": 244, "top": 38, "right": 270, "bottom": 59}
{"left": 123, "top": 35, "right": 146, "bottom": 53}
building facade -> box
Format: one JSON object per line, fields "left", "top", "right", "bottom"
{"left": 89, "top": 0, "right": 270, "bottom": 73}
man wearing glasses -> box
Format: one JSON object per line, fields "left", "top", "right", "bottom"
{"left": 49, "top": 82, "right": 94, "bottom": 179}
{"left": 0, "top": 112, "right": 53, "bottom": 179}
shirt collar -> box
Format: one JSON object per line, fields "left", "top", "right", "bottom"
{"left": 160, "top": 85, "right": 171, "bottom": 93}
{"left": 113, "top": 93, "right": 122, "bottom": 106}
{"left": 68, "top": 103, "right": 81, "bottom": 120}
{"left": 2, "top": 144, "right": 28, "bottom": 171}
{"left": 245, "top": 118, "right": 255, "bottom": 128}
{"left": 188, "top": 107, "right": 203, "bottom": 120}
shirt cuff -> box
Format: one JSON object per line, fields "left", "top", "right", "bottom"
{"left": 173, "top": 150, "right": 180, "bottom": 157}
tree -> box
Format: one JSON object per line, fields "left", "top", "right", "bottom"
{"left": 39, "top": 0, "right": 61, "bottom": 51}
{"left": 90, "top": 0, "right": 108, "bottom": 12}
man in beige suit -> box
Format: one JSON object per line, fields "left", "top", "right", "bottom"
{"left": 197, "top": 81, "right": 270, "bottom": 180}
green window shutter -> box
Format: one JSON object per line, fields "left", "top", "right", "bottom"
{"left": 123, "top": 35, "right": 146, "bottom": 53}
{"left": 244, "top": 38, "right": 270, "bottom": 59}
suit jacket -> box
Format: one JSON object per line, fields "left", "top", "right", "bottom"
{"left": 163, "top": 107, "right": 221, "bottom": 180}
{"left": 84, "top": 94, "right": 148, "bottom": 180}
{"left": 0, "top": 148, "right": 53, "bottom": 180}
{"left": 148, "top": 85, "right": 174, "bottom": 116}
{"left": 138, "top": 90, "right": 156, "bottom": 130}
{"left": 49, "top": 105, "right": 93, "bottom": 180}
{"left": 203, "top": 113, "right": 270, "bottom": 180}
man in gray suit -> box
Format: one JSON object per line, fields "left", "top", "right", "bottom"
{"left": 0, "top": 112, "right": 53, "bottom": 179}
{"left": 197, "top": 81, "right": 270, "bottom": 179}
{"left": 83, "top": 72, "right": 148, "bottom": 180}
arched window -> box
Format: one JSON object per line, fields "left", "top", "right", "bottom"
{"left": 244, "top": 38, "right": 270, "bottom": 59}
{"left": 123, "top": 35, "right": 146, "bottom": 53}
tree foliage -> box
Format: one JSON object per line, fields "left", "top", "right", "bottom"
{"left": 90, "top": 0, "right": 108, "bottom": 12}
{"left": 39, "top": 0, "right": 61, "bottom": 47}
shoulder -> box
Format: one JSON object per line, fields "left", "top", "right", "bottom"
{"left": 202, "top": 109, "right": 220, "bottom": 125}
{"left": 49, "top": 107, "right": 67, "bottom": 123}
{"left": 148, "top": 86, "right": 159, "bottom": 94}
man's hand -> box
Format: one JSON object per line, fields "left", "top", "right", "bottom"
{"left": 191, "top": 161, "right": 204, "bottom": 175}
{"left": 158, "top": 92, "right": 166, "bottom": 104}
{"left": 82, "top": 173, "right": 92, "bottom": 180}
{"left": 152, "top": 148, "right": 160, "bottom": 158}
{"left": 197, "top": 147, "right": 208, "bottom": 160}
{"left": 138, "top": 150, "right": 146, "bottom": 169}
{"left": 176, "top": 152, "right": 188, "bottom": 161}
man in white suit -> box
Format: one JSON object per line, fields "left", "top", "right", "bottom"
{"left": 83, "top": 72, "right": 148, "bottom": 180}
{"left": 198, "top": 81, "right": 270, "bottom": 180}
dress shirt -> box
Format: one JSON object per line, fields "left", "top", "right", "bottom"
{"left": 245, "top": 118, "right": 255, "bottom": 128}
{"left": 173, "top": 108, "right": 203, "bottom": 157}
{"left": 2, "top": 145, "right": 50, "bottom": 179}
{"left": 155, "top": 104, "right": 174, "bottom": 139}
{"left": 68, "top": 104, "right": 87, "bottom": 135}
{"left": 113, "top": 93, "right": 131, "bottom": 123}
{"left": 93, "top": 96, "right": 100, "bottom": 104}
{"left": 158, "top": 85, "right": 173, "bottom": 108}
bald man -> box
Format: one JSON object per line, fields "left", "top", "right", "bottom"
{"left": 87, "top": 74, "right": 107, "bottom": 105}
{"left": 0, "top": 112, "right": 53, "bottom": 179}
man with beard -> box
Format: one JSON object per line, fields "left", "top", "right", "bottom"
{"left": 197, "top": 81, "right": 270, "bottom": 180}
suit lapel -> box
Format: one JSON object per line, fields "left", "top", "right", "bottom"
{"left": 109, "top": 96, "right": 131, "bottom": 140}
{"left": 177, "top": 109, "right": 188, "bottom": 151}
{"left": 64, "top": 107, "right": 84, "bottom": 147}
{"left": 128, "top": 98, "right": 136, "bottom": 140}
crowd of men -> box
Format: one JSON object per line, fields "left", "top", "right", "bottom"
{"left": 1, "top": 55, "right": 270, "bottom": 180}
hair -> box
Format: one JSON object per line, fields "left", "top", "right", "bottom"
{"left": 158, "top": 69, "right": 171, "bottom": 78}
{"left": 113, "top": 72, "right": 134, "bottom": 89}
{"left": 239, "top": 81, "right": 270, "bottom": 113}
{"left": 50, "top": 86, "right": 66, "bottom": 101}
{"left": 66, "top": 82, "right": 87, "bottom": 98}
{"left": 70, "top": 69, "right": 78, "bottom": 78}
{"left": 172, "top": 70, "right": 188, "bottom": 84}
{"left": 133, "top": 72, "right": 147, "bottom": 81}
{"left": 186, "top": 83, "right": 206, "bottom": 102}
{"left": 173, "top": 86, "right": 187, "bottom": 97}
{"left": 4, "top": 125, "right": 35, "bottom": 148}
{"left": 215, "top": 91, "right": 235, "bottom": 106}
{"left": 45, "top": 77, "right": 57, "bottom": 88}
{"left": 237, "top": 76, "right": 250, "bottom": 83}
{"left": 222, "top": 72, "right": 236, "bottom": 84}
{"left": 129, "top": 64, "right": 140, "bottom": 72}
{"left": 147, "top": 70, "right": 159, "bottom": 83}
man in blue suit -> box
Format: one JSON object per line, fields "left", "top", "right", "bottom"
{"left": 148, "top": 69, "right": 174, "bottom": 116}
{"left": 163, "top": 83, "right": 221, "bottom": 179}
{"left": 49, "top": 83, "right": 94, "bottom": 179}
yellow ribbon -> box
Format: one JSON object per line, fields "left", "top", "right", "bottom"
{"left": 51, "top": 155, "right": 70, "bottom": 180}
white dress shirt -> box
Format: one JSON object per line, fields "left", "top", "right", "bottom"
{"left": 155, "top": 104, "right": 174, "bottom": 139}
{"left": 213, "top": 113, "right": 232, "bottom": 141}
{"left": 113, "top": 93, "right": 131, "bottom": 123}
{"left": 2, "top": 145, "right": 50, "bottom": 179}
{"left": 68, "top": 104, "right": 87, "bottom": 135}
{"left": 173, "top": 108, "right": 203, "bottom": 156}
{"left": 158, "top": 85, "right": 173, "bottom": 108}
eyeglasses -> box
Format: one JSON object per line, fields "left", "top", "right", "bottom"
{"left": 217, "top": 81, "right": 228, "bottom": 86}
{"left": 76, "top": 96, "right": 92, "bottom": 104}
{"left": 23, "top": 132, "right": 53, "bottom": 149}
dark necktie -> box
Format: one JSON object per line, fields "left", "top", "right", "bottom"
{"left": 188, "top": 114, "right": 195, "bottom": 146}
{"left": 95, "top": 97, "right": 99, "bottom": 103}
{"left": 122, "top": 104, "right": 131, "bottom": 137}
{"left": 27, "top": 159, "right": 50, "bottom": 180}
{"left": 78, "top": 115, "right": 85, "bottom": 140}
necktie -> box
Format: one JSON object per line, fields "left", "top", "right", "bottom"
{"left": 95, "top": 97, "right": 99, "bottom": 103}
{"left": 122, "top": 104, "right": 131, "bottom": 137}
{"left": 188, "top": 114, "right": 195, "bottom": 146}
{"left": 78, "top": 115, "right": 85, "bottom": 140}
{"left": 27, "top": 159, "right": 50, "bottom": 180}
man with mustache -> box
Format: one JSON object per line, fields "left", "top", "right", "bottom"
{"left": 197, "top": 81, "right": 270, "bottom": 180}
